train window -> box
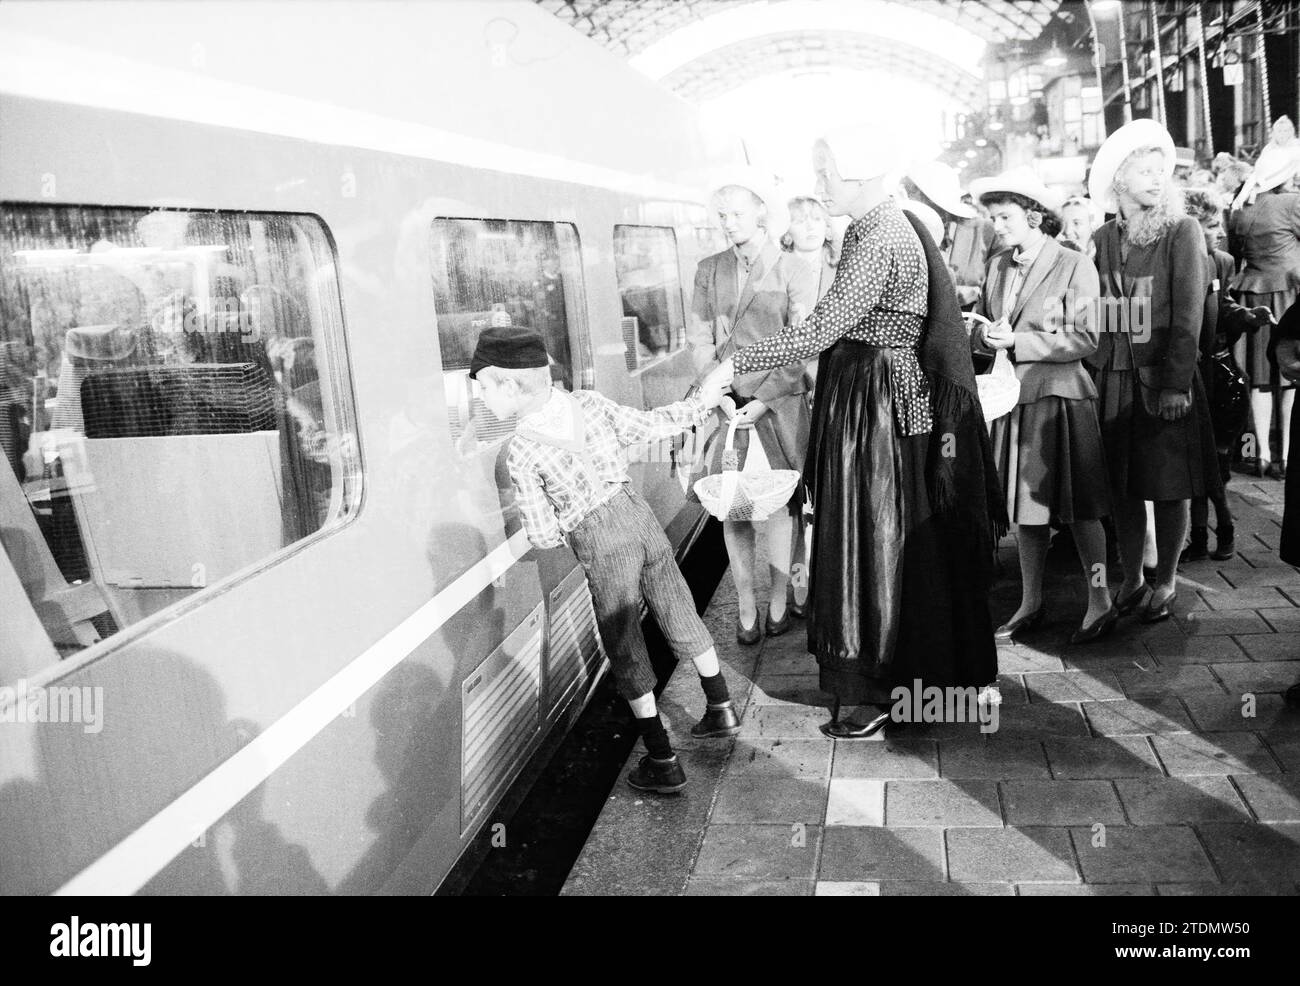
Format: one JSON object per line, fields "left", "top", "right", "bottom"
{"left": 613, "top": 226, "right": 687, "bottom": 371}
{"left": 430, "top": 219, "right": 591, "bottom": 451}
{"left": 0, "top": 205, "right": 361, "bottom": 682}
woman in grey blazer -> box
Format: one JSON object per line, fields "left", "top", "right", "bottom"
{"left": 971, "top": 169, "right": 1114, "bottom": 644}
{"left": 689, "top": 179, "right": 817, "bottom": 643}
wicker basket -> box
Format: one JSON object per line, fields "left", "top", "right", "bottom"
{"left": 693, "top": 411, "right": 800, "bottom": 522}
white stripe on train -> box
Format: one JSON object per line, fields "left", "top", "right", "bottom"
{"left": 53, "top": 530, "right": 529, "bottom": 896}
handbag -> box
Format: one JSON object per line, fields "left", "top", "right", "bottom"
{"left": 1207, "top": 346, "right": 1249, "bottom": 449}
{"left": 1122, "top": 308, "right": 1191, "bottom": 417}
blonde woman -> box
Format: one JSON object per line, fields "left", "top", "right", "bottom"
{"left": 1088, "top": 120, "right": 1221, "bottom": 623}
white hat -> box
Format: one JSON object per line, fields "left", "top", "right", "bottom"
{"left": 707, "top": 165, "right": 788, "bottom": 239}
{"left": 1231, "top": 142, "right": 1300, "bottom": 209}
{"left": 1088, "top": 118, "right": 1176, "bottom": 214}
{"left": 900, "top": 199, "right": 944, "bottom": 245}
{"left": 817, "top": 129, "right": 902, "bottom": 186}
{"left": 968, "top": 166, "right": 1065, "bottom": 214}
{"left": 905, "top": 160, "right": 979, "bottom": 219}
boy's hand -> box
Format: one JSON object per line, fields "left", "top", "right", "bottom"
{"left": 702, "top": 357, "right": 735, "bottom": 395}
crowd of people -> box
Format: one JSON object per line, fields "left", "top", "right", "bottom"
{"left": 486, "top": 114, "right": 1300, "bottom": 789}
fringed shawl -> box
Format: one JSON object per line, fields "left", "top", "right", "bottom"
{"left": 903, "top": 210, "right": 1009, "bottom": 581}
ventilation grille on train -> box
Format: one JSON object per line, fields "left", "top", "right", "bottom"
{"left": 546, "top": 569, "right": 605, "bottom": 715}
{"left": 461, "top": 605, "right": 543, "bottom": 833}
{"left": 620, "top": 316, "right": 640, "bottom": 372}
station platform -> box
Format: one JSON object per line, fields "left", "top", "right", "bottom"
{"left": 562, "top": 477, "right": 1300, "bottom": 896}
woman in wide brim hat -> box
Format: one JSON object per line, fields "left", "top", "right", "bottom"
{"left": 687, "top": 166, "right": 817, "bottom": 643}
{"left": 1087, "top": 118, "right": 1223, "bottom": 624}
{"left": 903, "top": 159, "right": 997, "bottom": 309}
{"left": 968, "top": 166, "right": 1116, "bottom": 645}
{"left": 702, "top": 128, "right": 1005, "bottom": 737}
{"left": 1227, "top": 137, "right": 1300, "bottom": 478}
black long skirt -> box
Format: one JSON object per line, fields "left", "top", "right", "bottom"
{"left": 804, "top": 339, "right": 999, "bottom": 705}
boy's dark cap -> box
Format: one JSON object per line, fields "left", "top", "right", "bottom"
{"left": 469, "top": 324, "right": 549, "bottom": 379}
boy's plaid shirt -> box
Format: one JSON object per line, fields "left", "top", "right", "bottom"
{"left": 506, "top": 388, "right": 710, "bottom": 548}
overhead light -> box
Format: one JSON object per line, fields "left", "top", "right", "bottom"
{"left": 975, "top": 138, "right": 988, "bottom": 147}
{"left": 965, "top": 148, "right": 978, "bottom": 158}
{"left": 989, "top": 119, "right": 1005, "bottom": 131}
{"left": 957, "top": 160, "right": 969, "bottom": 169}
{"left": 1044, "top": 44, "right": 1067, "bottom": 68}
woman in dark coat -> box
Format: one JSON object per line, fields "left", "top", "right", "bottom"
{"left": 703, "top": 133, "right": 1004, "bottom": 737}
{"left": 1274, "top": 298, "right": 1300, "bottom": 707}
{"left": 1087, "top": 120, "right": 1222, "bottom": 624}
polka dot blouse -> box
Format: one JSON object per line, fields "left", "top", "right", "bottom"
{"left": 732, "top": 198, "right": 933, "bottom": 436}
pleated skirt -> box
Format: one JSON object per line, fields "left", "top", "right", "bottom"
{"left": 805, "top": 339, "right": 999, "bottom": 705}
{"left": 990, "top": 396, "right": 1111, "bottom": 526}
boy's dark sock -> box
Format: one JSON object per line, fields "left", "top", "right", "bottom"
{"left": 699, "top": 671, "right": 730, "bottom": 706}
{"left": 636, "top": 713, "right": 673, "bottom": 760}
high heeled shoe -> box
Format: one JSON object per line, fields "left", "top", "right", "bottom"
{"left": 765, "top": 605, "right": 792, "bottom": 637}
{"left": 1070, "top": 605, "right": 1119, "bottom": 645}
{"left": 1114, "top": 582, "right": 1150, "bottom": 616}
{"left": 736, "top": 613, "right": 762, "bottom": 645}
{"left": 819, "top": 706, "right": 892, "bottom": 739}
{"left": 1140, "top": 589, "right": 1178, "bottom": 624}
{"left": 994, "top": 605, "right": 1046, "bottom": 643}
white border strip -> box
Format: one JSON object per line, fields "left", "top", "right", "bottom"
{"left": 54, "top": 530, "right": 530, "bottom": 896}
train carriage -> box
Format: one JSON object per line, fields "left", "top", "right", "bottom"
{"left": 0, "top": 0, "right": 736, "bottom": 894}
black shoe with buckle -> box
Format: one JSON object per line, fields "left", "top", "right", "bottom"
{"left": 627, "top": 754, "right": 687, "bottom": 794}
{"left": 690, "top": 701, "right": 741, "bottom": 738}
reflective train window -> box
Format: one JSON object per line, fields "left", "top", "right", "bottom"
{"left": 612, "top": 225, "right": 687, "bottom": 371}
{"left": 430, "top": 219, "right": 591, "bottom": 451}
{"left": 0, "top": 205, "right": 361, "bottom": 680}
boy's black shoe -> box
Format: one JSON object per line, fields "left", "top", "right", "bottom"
{"left": 690, "top": 701, "right": 741, "bottom": 738}
{"left": 627, "top": 754, "right": 687, "bottom": 794}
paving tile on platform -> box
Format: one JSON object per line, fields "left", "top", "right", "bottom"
{"left": 1196, "top": 587, "right": 1292, "bottom": 611}
{"left": 1144, "top": 636, "right": 1248, "bottom": 665}
{"left": 726, "top": 739, "right": 833, "bottom": 779}
{"left": 1232, "top": 775, "right": 1300, "bottom": 821}
{"left": 1156, "top": 882, "right": 1299, "bottom": 895}
{"left": 994, "top": 647, "right": 1066, "bottom": 674}
{"left": 683, "top": 877, "right": 813, "bottom": 896}
{"left": 1116, "top": 665, "right": 1226, "bottom": 698}
{"left": 825, "top": 779, "right": 885, "bottom": 826}
{"left": 1081, "top": 698, "right": 1195, "bottom": 736}
{"left": 986, "top": 702, "right": 1090, "bottom": 738}
{"left": 747, "top": 677, "right": 829, "bottom": 707}
{"left": 884, "top": 780, "right": 1002, "bottom": 827}
{"left": 814, "top": 881, "right": 879, "bottom": 896}
{"left": 831, "top": 739, "right": 939, "bottom": 779}
{"left": 1213, "top": 660, "right": 1300, "bottom": 696}
{"left": 1261, "top": 733, "right": 1300, "bottom": 770}
{"left": 736, "top": 704, "right": 829, "bottom": 741}
{"left": 938, "top": 738, "right": 1051, "bottom": 779}
{"left": 1044, "top": 736, "right": 1163, "bottom": 778}
{"left": 1000, "top": 779, "right": 1124, "bottom": 826}
{"left": 1233, "top": 635, "right": 1300, "bottom": 662}
{"left": 1023, "top": 670, "right": 1125, "bottom": 703}
{"left": 877, "top": 882, "right": 1014, "bottom": 896}
{"left": 1113, "top": 776, "right": 1249, "bottom": 825}
{"left": 945, "top": 827, "right": 1079, "bottom": 883}
{"left": 1196, "top": 823, "right": 1300, "bottom": 882}
{"left": 1179, "top": 610, "right": 1273, "bottom": 636}
{"left": 1071, "top": 825, "right": 1216, "bottom": 883}
{"left": 711, "top": 775, "right": 827, "bottom": 824}
{"left": 694, "top": 824, "right": 821, "bottom": 880}
{"left": 1017, "top": 883, "right": 1153, "bottom": 895}
{"left": 819, "top": 826, "right": 945, "bottom": 881}
{"left": 1151, "top": 732, "right": 1279, "bottom": 776}
{"left": 1181, "top": 693, "right": 1300, "bottom": 733}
